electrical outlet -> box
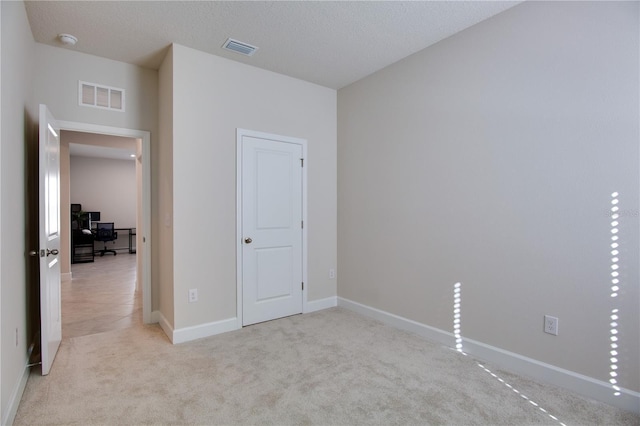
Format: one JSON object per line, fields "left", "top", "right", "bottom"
{"left": 188, "top": 288, "right": 198, "bottom": 303}
{"left": 544, "top": 315, "right": 558, "bottom": 335}
{"left": 329, "top": 268, "right": 336, "bottom": 279}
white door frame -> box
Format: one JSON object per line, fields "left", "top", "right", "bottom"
{"left": 58, "top": 120, "right": 152, "bottom": 324}
{"left": 236, "top": 128, "right": 308, "bottom": 327}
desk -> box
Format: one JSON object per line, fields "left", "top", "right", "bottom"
{"left": 92, "top": 226, "right": 136, "bottom": 254}
{"left": 71, "top": 230, "right": 94, "bottom": 263}
{"left": 127, "top": 228, "right": 136, "bottom": 254}
{"left": 115, "top": 228, "right": 136, "bottom": 254}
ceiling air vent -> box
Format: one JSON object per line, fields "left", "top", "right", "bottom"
{"left": 222, "top": 38, "right": 258, "bottom": 56}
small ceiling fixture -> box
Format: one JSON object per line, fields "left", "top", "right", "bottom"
{"left": 58, "top": 33, "right": 78, "bottom": 46}
{"left": 222, "top": 38, "right": 258, "bottom": 57}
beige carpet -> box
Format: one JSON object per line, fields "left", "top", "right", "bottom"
{"left": 15, "top": 308, "right": 639, "bottom": 425}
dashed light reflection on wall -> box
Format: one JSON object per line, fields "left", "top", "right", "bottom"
{"left": 453, "top": 282, "right": 463, "bottom": 353}
{"left": 609, "top": 192, "right": 621, "bottom": 396}
{"left": 452, "top": 282, "right": 565, "bottom": 425}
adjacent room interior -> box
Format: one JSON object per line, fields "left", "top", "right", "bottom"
{"left": 62, "top": 131, "right": 141, "bottom": 339}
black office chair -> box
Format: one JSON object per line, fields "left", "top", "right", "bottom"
{"left": 94, "top": 223, "right": 118, "bottom": 256}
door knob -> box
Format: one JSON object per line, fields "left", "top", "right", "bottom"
{"left": 46, "top": 248, "right": 59, "bottom": 256}
{"left": 29, "top": 250, "right": 41, "bottom": 257}
{"left": 244, "top": 238, "right": 253, "bottom": 244}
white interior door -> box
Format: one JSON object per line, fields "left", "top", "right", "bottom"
{"left": 38, "top": 104, "right": 62, "bottom": 375}
{"left": 239, "top": 131, "right": 305, "bottom": 326}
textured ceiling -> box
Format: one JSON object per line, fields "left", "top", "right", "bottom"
{"left": 69, "top": 143, "right": 136, "bottom": 161}
{"left": 25, "top": 1, "right": 521, "bottom": 89}
{"left": 65, "top": 131, "right": 138, "bottom": 160}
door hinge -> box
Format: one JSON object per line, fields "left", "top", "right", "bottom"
{"left": 302, "top": 282, "right": 304, "bottom": 290}
{"left": 301, "top": 220, "right": 304, "bottom": 229}
{"left": 300, "top": 158, "right": 304, "bottom": 167}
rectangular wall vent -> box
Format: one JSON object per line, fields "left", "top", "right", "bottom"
{"left": 79, "top": 81, "right": 125, "bottom": 112}
{"left": 222, "top": 38, "right": 258, "bottom": 56}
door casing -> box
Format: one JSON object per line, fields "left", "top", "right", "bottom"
{"left": 236, "top": 128, "right": 308, "bottom": 327}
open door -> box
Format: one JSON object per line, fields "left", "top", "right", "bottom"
{"left": 38, "top": 104, "right": 62, "bottom": 375}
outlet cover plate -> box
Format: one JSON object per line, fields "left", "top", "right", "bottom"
{"left": 544, "top": 315, "right": 558, "bottom": 335}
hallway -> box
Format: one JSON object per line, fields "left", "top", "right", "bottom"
{"left": 63, "top": 253, "right": 141, "bottom": 339}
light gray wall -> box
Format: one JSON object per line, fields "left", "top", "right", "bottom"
{"left": 170, "top": 44, "right": 337, "bottom": 329}
{"left": 33, "top": 44, "right": 157, "bottom": 133}
{"left": 337, "top": 1, "right": 639, "bottom": 393}
{"left": 157, "top": 45, "right": 174, "bottom": 325}
{"left": 0, "top": 1, "right": 36, "bottom": 423}
{"left": 70, "top": 156, "right": 137, "bottom": 228}
{"left": 32, "top": 42, "right": 160, "bottom": 308}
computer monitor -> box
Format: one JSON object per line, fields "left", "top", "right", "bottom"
{"left": 87, "top": 212, "right": 101, "bottom": 229}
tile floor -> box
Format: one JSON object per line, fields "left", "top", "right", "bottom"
{"left": 63, "top": 253, "right": 142, "bottom": 339}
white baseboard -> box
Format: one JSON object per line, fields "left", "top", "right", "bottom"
{"left": 2, "top": 361, "right": 30, "bottom": 426}
{"left": 305, "top": 296, "right": 337, "bottom": 313}
{"left": 155, "top": 310, "right": 240, "bottom": 345}
{"left": 61, "top": 272, "right": 72, "bottom": 282}
{"left": 338, "top": 297, "right": 453, "bottom": 346}
{"left": 172, "top": 317, "right": 239, "bottom": 344}
{"left": 154, "top": 296, "right": 339, "bottom": 345}
{"left": 150, "top": 310, "right": 161, "bottom": 324}
{"left": 337, "top": 297, "right": 640, "bottom": 415}
{"left": 155, "top": 310, "right": 173, "bottom": 342}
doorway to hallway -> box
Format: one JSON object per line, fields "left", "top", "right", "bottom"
{"left": 62, "top": 128, "right": 145, "bottom": 339}
{"left": 58, "top": 121, "right": 151, "bottom": 328}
